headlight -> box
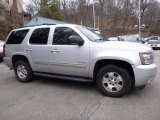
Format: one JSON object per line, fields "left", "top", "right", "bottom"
{"left": 139, "top": 52, "right": 154, "bottom": 65}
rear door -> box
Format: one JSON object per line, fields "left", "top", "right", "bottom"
{"left": 27, "top": 27, "right": 50, "bottom": 72}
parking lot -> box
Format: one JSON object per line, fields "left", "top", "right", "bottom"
{"left": 0, "top": 51, "right": 159, "bottom": 120}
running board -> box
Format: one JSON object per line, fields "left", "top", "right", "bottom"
{"left": 34, "top": 72, "right": 93, "bottom": 82}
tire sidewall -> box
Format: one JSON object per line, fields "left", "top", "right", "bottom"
{"left": 14, "top": 60, "right": 33, "bottom": 83}
{"left": 96, "top": 65, "right": 131, "bottom": 97}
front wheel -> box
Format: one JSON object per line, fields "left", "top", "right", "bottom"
{"left": 96, "top": 65, "right": 132, "bottom": 97}
{"left": 14, "top": 60, "right": 33, "bottom": 83}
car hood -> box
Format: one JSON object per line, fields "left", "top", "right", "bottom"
{"left": 92, "top": 41, "right": 152, "bottom": 52}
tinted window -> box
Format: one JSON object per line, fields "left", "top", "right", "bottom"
{"left": 29, "top": 28, "right": 50, "bottom": 45}
{"left": 53, "top": 27, "right": 80, "bottom": 45}
{"left": 6, "top": 29, "right": 29, "bottom": 44}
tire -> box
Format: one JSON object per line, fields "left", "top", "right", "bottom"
{"left": 96, "top": 65, "right": 132, "bottom": 97}
{"left": 14, "top": 60, "right": 33, "bottom": 83}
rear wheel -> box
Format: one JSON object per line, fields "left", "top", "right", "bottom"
{"left": 96, "top": 65, "right": 132, "bottom": 97}
{"left": 14, "top": 60, "right": 33, "bottom": 83}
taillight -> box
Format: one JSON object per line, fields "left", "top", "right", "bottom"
{"left": 3, "top": 45, "right": 5, "bottom": 57}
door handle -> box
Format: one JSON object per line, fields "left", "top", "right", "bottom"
{"left": 26, "top": 49, "right": 32, "bottom": 52}
{"left": 51, "top": 49, "right": 60, "bottom": 53}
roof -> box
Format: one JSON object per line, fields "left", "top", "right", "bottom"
{"left": 13, "top": 24, "right": 79, "bottom": 31}
{"left": 24, "top": 17, "right": 68, "bottom": 27}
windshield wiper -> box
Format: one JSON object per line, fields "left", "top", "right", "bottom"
{"left": 94, "top": 38, "right": 108, "bottom": 42}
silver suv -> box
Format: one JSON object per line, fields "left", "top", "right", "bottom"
{"left": 3, "top": 24, "right": 157, "bottom": 97}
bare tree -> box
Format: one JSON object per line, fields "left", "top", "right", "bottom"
{"left": 23, "top": 0, "right": 160, "bottom": 36}
{"left": 67, "top": 0, "right": 79, "bottom": 23}
{"left": 25, "top": 0, "right": 40, "bottom": 16}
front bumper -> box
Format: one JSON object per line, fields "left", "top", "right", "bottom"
{"left": 134, "top": 64, "right": 157, "bottom": 86}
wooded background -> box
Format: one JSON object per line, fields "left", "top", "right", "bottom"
{"left": 25, "top": 0, "right": 160, "bottom": 37}
{"left": 1, "top": 0, "right": 160, "bottom": 39}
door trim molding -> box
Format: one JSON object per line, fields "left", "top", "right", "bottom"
{"left": 49, "top": 61, "right": 87, "bottom": 69}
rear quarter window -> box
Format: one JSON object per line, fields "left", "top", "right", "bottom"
{"left": 6, "top": 29, "right": 29, "bottom": 44}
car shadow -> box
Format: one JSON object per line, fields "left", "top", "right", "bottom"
{"left": 32, "top": 76, "right": 147, "bottom": 98}
{"left": 33, "top": 76, "right": 100, "bottom": 94}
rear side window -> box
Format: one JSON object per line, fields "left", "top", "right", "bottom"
{"left": 29, "top": 28, "right": 50, "bottom": 45}
{"left": 6, "top": 29, "right": 29, "bottom": 44}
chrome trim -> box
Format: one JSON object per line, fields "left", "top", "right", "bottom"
{"left": 49, "top": 61, "right": 87, "bottom": 68}
{"left": 34, "top": 61, "right": 49, "bottom": 65}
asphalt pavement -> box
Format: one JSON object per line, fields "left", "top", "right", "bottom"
{"left": 0, "top": 51, "right": 160, "bottom": 120}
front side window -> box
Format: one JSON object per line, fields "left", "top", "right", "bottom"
{"left": 6, "top": 29, "right": 29, "bottom": 44}
{"left": 29, "top": 28, "right": 50, "bottom": 45}
{"left": 53, "top": 27, "right": 80, "bottom": 45}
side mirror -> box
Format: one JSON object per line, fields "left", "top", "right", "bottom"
{"left": 68, "top": 35, "right": 84, "bottom": 46}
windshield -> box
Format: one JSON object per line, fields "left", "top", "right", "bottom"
{"left": 76, "top": 26, "right": 106, "bottom": 42}
{"left": 147, "top": 40, "right": 160, "bottom": 44}
{"left": 149, "top": 37, "right": 159, "bottom": 40}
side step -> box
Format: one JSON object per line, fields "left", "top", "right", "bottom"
{"left": 34, "top": 72, "right": 93, "bottom": 82}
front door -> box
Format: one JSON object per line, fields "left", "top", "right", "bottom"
{"left": 49, "top": 27, "right": 89, "bottom": 77}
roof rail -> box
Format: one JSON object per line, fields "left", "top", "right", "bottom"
{"left": 22, "top": 23, "right": 56, "bottom": 28}
{"left": 10, "top": 23, "right": 57, "bottom": 30}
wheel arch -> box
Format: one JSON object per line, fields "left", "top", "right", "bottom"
{"left": 12, "top": 55, "right": 31, "bottom": 68}
{"left": 93, "top": 59, "right": 135, "bottom": 87}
